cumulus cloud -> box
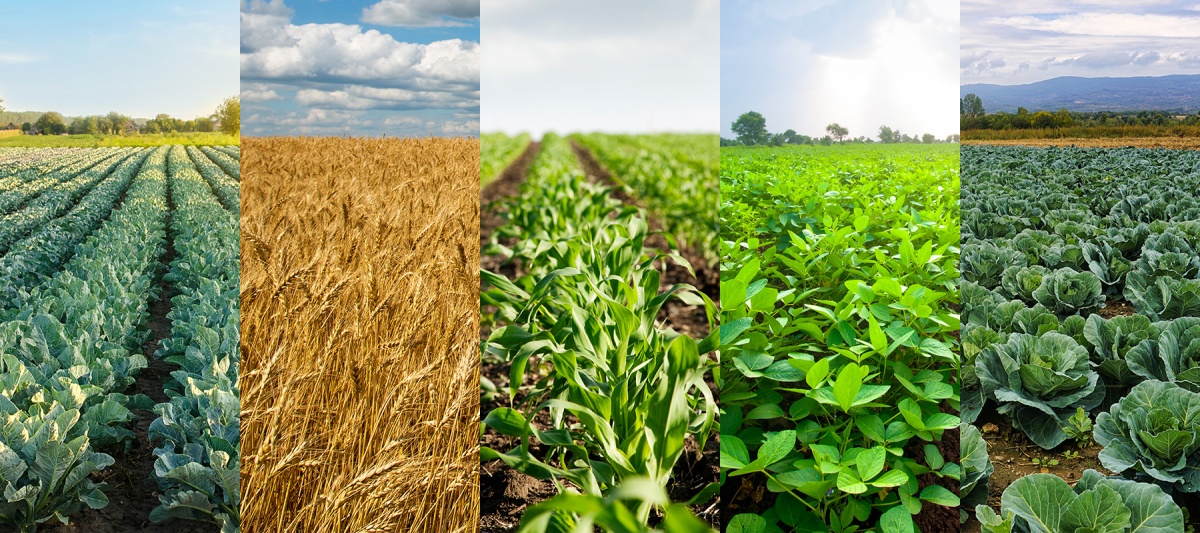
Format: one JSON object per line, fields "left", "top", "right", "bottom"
{"left": 963, "top": 0, "right": 1200, "bottom": 83}
{"left": 962, "top": 50, "right": 1007, "bottom": 74}
{"left": 241, "top": 21, "right": 478, "bottom": 91}
{"left": 294, "top": 85, "right": 477, "bottom": 110}
{"left": 241, "top": 0, "right": 479, "bottom": 136}
{"left": 242, "top": 82, "right": 283, "bottom": 101}
{"left": 361, "top": 0, "right": 479, "bottom": 27}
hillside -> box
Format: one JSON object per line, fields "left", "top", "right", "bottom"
{"left": 961, "top": 74, "right": 1200, "bottom": 113}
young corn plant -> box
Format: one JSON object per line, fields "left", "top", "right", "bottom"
{"left": 481, "top": 134, "right": 716, "bottom": 531}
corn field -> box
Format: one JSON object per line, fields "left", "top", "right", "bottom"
{"left": 239, "top": 137, "right": 480, "bottom": 532}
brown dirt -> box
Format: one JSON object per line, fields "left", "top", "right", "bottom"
{"left": 962, "top": 412, "right": 1110, "bottom": 532}
{"left": 1097, "top": 298, "right": 1136, "bottom": 318}
{"left": 42, "top": 195, "right": 214, "bottom": 533}
{"left": 569, "top": 141, "right": 716, "bottom": 339}
{"left": 962, "top": 137, "right": 1200, "bottom": 149}
{"left": 908, "top": 425, "right": 960, "bottom": 533}
{"left": 481, "top": 141, "right": 540, "bottom": 276}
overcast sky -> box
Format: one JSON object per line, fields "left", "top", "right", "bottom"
{"left": 0, "top": 1, "right": 237, "bottom": 118}
{"left": 241, "top": 0, "right": 479, "bottom": 137}
{"left": 722, "top": 0, "right": 959, "bottom": 141}
{"left": 481, "top": 0, "right": 719, "bottom": 136}
{"left": 962, "top": 0, "right": 1200, "bottom": 85}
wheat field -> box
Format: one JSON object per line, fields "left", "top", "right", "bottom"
{"left": 240, "top": 137, "right": 480, "bottom": 532}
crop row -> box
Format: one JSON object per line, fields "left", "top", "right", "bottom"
{"left": 573, "top": 134, "right": 719, "bottom": 264}
{"left": 481, "top": 132, "right": 530, "bottom": 185}
{"left": 0, "top": 149, "right": 134, "bottom": 248}
{"left": 0, "top": 149, "right": 115, "bottom": 208}
{"left": 187, "top": 145, "right": 240, "bottom": 215}
{"left": 481, "top": 134, "right": 716, "bottom": 531}
{"left": 720, "top": 144, "right": 962, "bottom": 533}
{"left": 199, "top": 145, "right": 241, "bottom": 182}
{"left": 0, "top": 149, "right": 151, "bottom": 302}
{"left": 963, "top": 146, "right": 1200, "bottom": 531}
{"left": 148, "top": 146, "right": 240, "bottom": 531}
{"left": 0, "top": 147, "right": 169, "bottom": 530}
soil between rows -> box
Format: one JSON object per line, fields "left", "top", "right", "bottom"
{"left": 39, "top": 164, "right": 213, "bottom": 533}
{"left": 479, "top": 140, "right": 720, "bottom": 531}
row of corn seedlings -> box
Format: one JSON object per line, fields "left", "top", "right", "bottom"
{"left": 482, "top": 133, "right": 718, "bottom": 532}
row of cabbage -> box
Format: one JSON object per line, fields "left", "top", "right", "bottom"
{"left": 0, "top": 147, "right": 168, "bottom": 530}
{"left": 147, "top": 147, "right": 240, "bottom": 532}
{"left": 962, "top": 146, "right": 1200, "bottom": 531}
{"left": 0, "top": 146, "right": 241, "bottom": 531}
{"left": 481, "top": 132, "right": 531, "bottom": 185}
{"left": 480, "top": 133, "right": 717, "bottom": 531}
{"left": 719, "top": 144, "right": 962, "bottom": 533}
{"left": 572, "top": 134, "right": 719, "bottom": 265}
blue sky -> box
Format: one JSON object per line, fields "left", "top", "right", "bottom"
{"left": 962, "top": 0, "right": 1200, "bottom": 85}
{"left": 0, "top": 1, "right": 238, "bottom": 119}
{"left": 241, "top": 0, "right": 479, "bottom": 137}
{"left": 480, "top": 0, "right": 718, "bottom": 136}
{"left": 722, "top": 0, "right": 959, "bottom": 141}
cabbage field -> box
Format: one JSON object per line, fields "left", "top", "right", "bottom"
{"left": 719, "top": 144, "right": 962, "bottom": 533}
{"left": 0, "top": 146, "right": 240, "bottom": 533}
{"left": 479, "top": 133, "right": 719, "bottom": 532}
{"left": 962, "top": 145, "right": 1200, "bottom": 532}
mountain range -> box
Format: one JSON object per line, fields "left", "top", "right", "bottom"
{"left": 960, "top": 74, "right": 1200, "bottom": 113}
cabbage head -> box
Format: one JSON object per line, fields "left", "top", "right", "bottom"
{"left": 1031, "top": 268, "right": 1105, "bottom": 317}
{"left": 1095, "top": 379, "right": 1200, "bottom": 492}
{"left": 976, "top": 332, "right": 1104, "bottom": 449}
{"left": 1126, "top": 317, "right": 1200, "bottom": 392}
{"left": 976, "top": 469, "right": 1183, "bottom": 533}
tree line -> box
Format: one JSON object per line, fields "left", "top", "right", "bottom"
{"left": 3, "top": 96, "right": 240, "bottom": 136}
{"left": 960, "top": 93, "right": 1200, "bottom": 130}
{"left": 723, "top": 111, "right": 957, "bottom": 147}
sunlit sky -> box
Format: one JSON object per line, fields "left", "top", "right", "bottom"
{"left": 0, "top": 1, "right": 238, "bottom": 119}
{"left": 481, "top": 0, "right": 719, "bottom": 136}
{"left": 722, "top": 0, "right": 959, "bottom": 141}
{"left": 241, "top": 0, "right": 479, "bottom": 137}
{"left": 962, "top": 0, "right": 1200, "bottom": 85}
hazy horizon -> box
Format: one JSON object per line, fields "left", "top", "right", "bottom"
{"left": 722, "top": 0, "right": 959, "bottom": 141}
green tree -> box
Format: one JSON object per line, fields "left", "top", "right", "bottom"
{"left": 961, "top": 93, "right": 985, "bottom": 117}
{"left": 921, "top": 133, "right": 935, "bottom": 144}
{"left": 194, "top": 117, "right": 214, "bottom": 132}
{"left": 1032, "top": 110, "right": 1056, "bottom": 128}
{"left": 214, "top": 96, "right": 240, "bottom": 135}
{"left": 826, "top": 123, "right": 849, "bottom": 142}
{"left": 35, "top": 112, "right": 66, "bottom": 135}
{"left": 878, "top": 125, "right": 897, "bottom": 143}
{"left": 1055, "top": 108, "right": 1074, "bottom": 128}
{"left": 0, "top": 97, "right": 4, "bottom": 112}
{"left": 731, "top": 111, "right": 767, "bottom": 145}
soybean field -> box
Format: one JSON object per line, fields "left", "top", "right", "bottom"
{"left": 0, "top": 145, "right": 240, "bottom": 532}
{"left": 719, "top": 144, "right": 962, "bottom": 533}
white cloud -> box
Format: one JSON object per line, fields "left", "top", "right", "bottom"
{"left": 242, "top": 82, "right": 283, "bottom": 101}
{"left": 361, "top": 0, "right": 479, "bottom": 27}
{"left": 241, "top": 0, "right": 479, "bottom": 136}
{"left": 994, "top": 13, "right": 1200, "bottom": 39}
{"left": 962, "top": 1, "right": 1200, "bottom": 83}
{"left": 241, "top": 21, "right": 478, "bottom": 90}
{"left": 294, "top": 85, "right": 477, "bottom": 110}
